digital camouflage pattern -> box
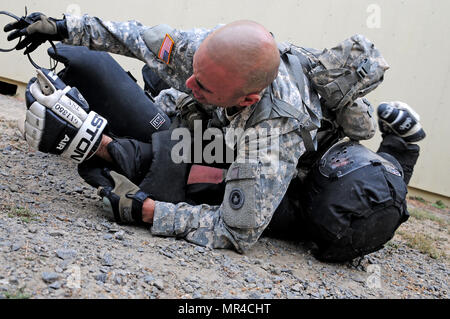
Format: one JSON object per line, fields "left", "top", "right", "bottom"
{"left": 153, "top": 88, "right": 181, "bottom": 116}
{"left": 336, "top": 97, "right": 377, "bottom": 141}
{"left": 64, "top": 14, "right": 374, "bottom": 252}
{"left": 293, "top": 34, "right": 389, "bottom": 113}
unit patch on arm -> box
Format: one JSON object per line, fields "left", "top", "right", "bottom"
{"left": 158, "top": 34, "right": 175, "bottom": 64}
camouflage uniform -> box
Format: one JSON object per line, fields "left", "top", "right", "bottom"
{"left": 63, "top": 14, "right": 374, "bottom": 253}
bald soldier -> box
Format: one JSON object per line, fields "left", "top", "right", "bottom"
{"left": 4, "top": 14, "right": 375, "bottom": 253}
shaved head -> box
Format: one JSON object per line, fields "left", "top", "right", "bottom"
{"left": 186, "top": 20, "right": 280, "bottom": 107}
{"left": 200, "top": 20, "right": 280, "bottom": 96}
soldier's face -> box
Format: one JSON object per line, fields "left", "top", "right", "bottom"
{"left": 186, "top": 45, "right": 245, "bottom": 107}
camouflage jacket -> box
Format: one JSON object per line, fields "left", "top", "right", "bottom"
{"left": 64, "top": 14, "right": 373, "bottom": 253}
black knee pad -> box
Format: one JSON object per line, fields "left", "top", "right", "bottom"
{"left": 302, "top": 140, "right": 409, "bottom": 262}
{"left": 48, "top": 44, "right": 171, "bottom": 142}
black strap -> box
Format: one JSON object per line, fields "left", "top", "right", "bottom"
{"left": 246, "top": 44, "right": 323, "bottom": 152}
{"left": 286, "top": 53, "right": 321, "bottom": 126}
{"left": 130, "top": 190, "right": 149, "bottom": 223}
{"left": 293, "top": 49, "right": 314, "bottom": 74}
{"left": 283, "top": 50, "right": 321, "bottom": 151}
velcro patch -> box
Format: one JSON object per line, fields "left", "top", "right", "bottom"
{"left": 150, "top": 113, "right": 166, "bottom": 130}
{"left": 158, "top": 34, "right": 174, "bottom": 64}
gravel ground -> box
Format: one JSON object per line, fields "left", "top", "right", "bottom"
{"left": 0, "top": 93, "right": 448, "bottom": 299}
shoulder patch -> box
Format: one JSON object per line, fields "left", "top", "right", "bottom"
{"left": 142, "top": 24, "right": 175, "bottom": 61}
{"left": 158, "top": 34, "right": 174, "bottom": 64}
{"left": 229, "top": 188, "right": 245, "bottom": 210}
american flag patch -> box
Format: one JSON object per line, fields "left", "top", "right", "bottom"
{"left": 158, "top": 34, "right": 174, "bottom": 64}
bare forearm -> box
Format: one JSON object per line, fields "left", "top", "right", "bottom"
{"left": 95, "top": 135, "right": 113, "bottom": 162}
{"left": 142, "top": 199, "right": 155, "bottom": 223}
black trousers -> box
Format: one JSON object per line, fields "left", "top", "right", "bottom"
{"left": 377, "top": 134, "right": 420, "bottom": 185}
{"left": 263, "top": 134, "right": 420, "bottom": 240}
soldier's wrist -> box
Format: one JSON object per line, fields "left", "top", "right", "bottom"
{"left": 142, "top": 198, "right": 155, "bottom": 224}
{"left": 55, "top": 18, "right": 69, "bottom": 39}
{"left": 95, "top": 135, "right": 113, "bottom": 162}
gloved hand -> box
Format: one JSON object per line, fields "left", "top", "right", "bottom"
{"left": 77, "top": 138, "right": 154, "bottom": 189}
{"left": 98, "top": 170, "right": 150, "bottom": 224}
{"left": 377, "top": 101, "right": 426, "bottom": 142}
{"left": 23, "top": 68, "right": 107, "bottom": 163}
{"left": 3, "top": 12, "right": 68, "bottom": 54}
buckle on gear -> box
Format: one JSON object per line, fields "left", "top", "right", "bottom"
{"left": 356, "top": 58, "right": 371, "bottom": 78}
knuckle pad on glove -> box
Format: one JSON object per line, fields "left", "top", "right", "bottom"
{"left": 24, "top": 121, "right": 43, "bottom": 144}
{"left": 25, "top": 103, "right": 46, "bottom": 131}
{"left": 38, "top": 109, "right": 77, "bottom": 154}
{"left": 24, "top": 103, "right": 46, "bottom": 147}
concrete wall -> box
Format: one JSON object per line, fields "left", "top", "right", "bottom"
{"left": 0, "top": 0, "right": 449, "bottom": 198}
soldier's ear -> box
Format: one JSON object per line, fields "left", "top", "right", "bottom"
{"left": 237, "top": 93, "right": 261, "bottom": 107}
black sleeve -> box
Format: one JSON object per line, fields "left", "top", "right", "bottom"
{"left": 106, "top": 138, "right": 154, "bottom": 185}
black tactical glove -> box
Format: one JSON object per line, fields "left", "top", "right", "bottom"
{"left": 22, "top": 68, "right": 107, "bottom": 163}
{"left": 97, "top": 170, "right": 150, "bottom": 224}
{"left": 77, "top": 138, "right": 153, "bottom": 190}
{"left": 4, "top": 12, "right": 68, "bottom": 54}
{"left": 78, "top": 156, "right": 120, "bottom": 189}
